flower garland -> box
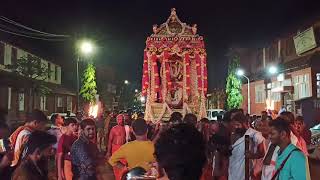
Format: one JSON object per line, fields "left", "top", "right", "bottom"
{"left": 195, "top": 53, "right": 202, "bottom": 94}
{"left": 203, "top": 55, "right": 208, "bottom": 95}
{"left": 144, "top": 97, "right": 155, "bottom": 121}
{"left": 142, "top": 50, "right": 149, "bottom": 96}
{"left": 161, "top": 52, "right": 167, "bottom": 103}
{"left": 198, "top": 54, "right": 207, "bottom": 119}
{"left": 185, "top": 53, "right": 191, "bottom": 96}
{"left": 164, "top": 50, "right": 171, "bottom": 93}
{"left": 152, "top": 53, "right": 161, "bottom": 101}
{"left": 144, "top": 52, "right": 155, "bottom": 121}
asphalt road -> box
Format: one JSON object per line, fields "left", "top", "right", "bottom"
{"left": 97, "top": 163, "right": 116, "bottom": 180}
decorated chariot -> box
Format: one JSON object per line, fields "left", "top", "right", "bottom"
{"left": 141, "top": 8, "right": 208, "bottom": 122}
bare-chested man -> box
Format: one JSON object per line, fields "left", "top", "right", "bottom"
{"left": 107, "top": 114, "right": 126, "bottom": 180}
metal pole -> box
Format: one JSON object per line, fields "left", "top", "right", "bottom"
{"left": 247, "top": 77, "right": 250, "bottom": 115}
{"left": 243, "top": 75, "right": 250, "bottom": 115}
{"left": 244, "top": 135, "right": 250, "bottom": 180}
{"left": 76, "top": 57, "right": 80, "bottom": 112}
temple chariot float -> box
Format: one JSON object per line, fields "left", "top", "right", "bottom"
{"left": 141, "top": 8, "right": 208, "bottom": 122}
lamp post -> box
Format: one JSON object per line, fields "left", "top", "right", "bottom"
{"left": 237, "top": 69, "right": 251, "bottom": 114}
{"left": 76, "top": 40, "right": 94, "bottom": 111}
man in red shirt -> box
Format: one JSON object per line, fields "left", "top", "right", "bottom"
{"left": 57, "top": 118, "right": 78, "bottom": 180}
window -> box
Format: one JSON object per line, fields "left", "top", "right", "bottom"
{"left": 18, "top": 92, "right": 24, "bottom": 111}
{"left": 50, "top": 64, "right": 55, "bottom": 81}
{"left": 8, "top": 87, "right": 11, "bottom": 110}
{"left": 0, "top": 43, "right": 4, "bottom": 65}
{"left": 11, "top": 48, "right": 17, "bottom": 64}
{"left": 271, "top": 82, "right": 281, "bottom": 102}
{"left": 266, "top": 83, "right": 271, "bottom": 101}
{"left": 57, "top": 97, "right": 63, "bottom": 107}
{"left": 56, "top": 66, "right": 61, "bottom": 83}
{"left": 317, "top": 73, "right": 320, "bottom": 98}
{"left": 55, "top": 65, "right": 58, "bottom": 81}
{"left": 272, "top": 92, "right": 281, "bottom": 102}
{"left": 301, "top": 74, "right": 310, "bottom": 97}
{"left": 48, "top": 63, "right": 51, "bottom": 79}
{"left": 40, "top": 96, "right": 47, "bottom": 111}
{"left": 255, "top": 84, "right": 265, "bottom": 103}
{"left": 212, "top": 111, "right": 219, "bottom": 117}
{"left": 293, "top": 74, "right": 311, "bottom": 100}
{"left": 67, "top": 96, "right": 72, "bottom": 111}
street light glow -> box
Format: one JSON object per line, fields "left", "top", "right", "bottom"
{"left": 140, "top": 96, "right": 146, "bottom": 103}
{"left": 80, "top": 41, "right": 94, "bottom": 55}
{"left": 124, "top": 80, "right": 129, "bottom": 84}
{"left": 135, "top": 89, "right": 138, "bottom": 93}
{"left": 236, "top": 69, "right": 245, "bottom": 76}
{"left": 269, "top": 66, "right": 278, "bottom": 74}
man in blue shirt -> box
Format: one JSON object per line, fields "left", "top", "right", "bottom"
{"left": 71, "top": 118, "right": 99, "bottom": 180}
{"left": 269, "top": 117, "right": 310, "bottom": 180}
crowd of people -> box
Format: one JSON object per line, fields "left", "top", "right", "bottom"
{"left": 0, "top": 107, "right": 319, "bottom": 180}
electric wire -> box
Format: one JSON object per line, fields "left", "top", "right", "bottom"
{"left": 0, "top": 16, "right": 69, "bottom": 37}
{"left": 0, "top": 23, "right": 66, "bottom": 39}
{"left": 0, "top": 27, "right": 66, "bottom": 41}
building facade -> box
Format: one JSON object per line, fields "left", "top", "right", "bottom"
{"left": 238, "top": 20, "right": 320, "bottom": 127}
{"left": 0, "top": 41, "right": 76, "bottom": 122}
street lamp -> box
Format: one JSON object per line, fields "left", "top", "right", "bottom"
{"left": 236, "top": 69, "right": 251, "bottom": 114}
{"left": 80, "top": 41, "right": 93, "bottom": 55}
{"left": 76, "top": 40, "right": 95, "bottom": 111}
{"left": 268, "top": 66, "right": 278, "bottom": 75}
{"left": 124, "top": 80, "right": 129, "bottom": 85}
{"left": 135, "top": 89, "right": 138, "bottom": 93}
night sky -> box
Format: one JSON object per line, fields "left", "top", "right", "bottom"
{"left": 1, "top": 0, "right": 320, "bottom": 91}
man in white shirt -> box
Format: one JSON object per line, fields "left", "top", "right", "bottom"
{"left": 47, "top": 114, "right": 65, "bottom": 150}
{"left": 229, "top": 113, "right": 265, "bottom": 180}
